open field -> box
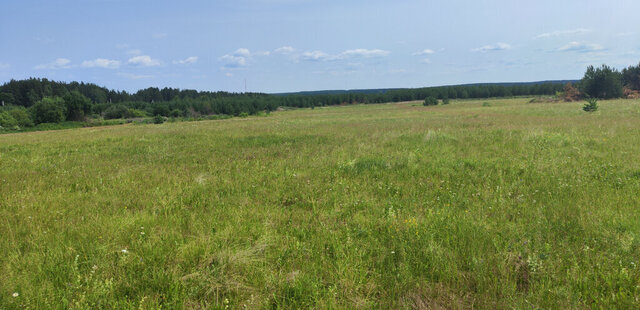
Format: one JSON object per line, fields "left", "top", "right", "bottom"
{"left": 2, "top": 98, "right": 640, "bottom": 309}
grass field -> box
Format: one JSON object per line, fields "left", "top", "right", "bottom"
{"left": 2, "top": 98, "right": 640, "bottom": 309}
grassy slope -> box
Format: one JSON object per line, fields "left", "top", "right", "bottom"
{"left": 1, "top": 98, "right": 640, "bottom": 309}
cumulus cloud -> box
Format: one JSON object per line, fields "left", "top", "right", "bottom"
{"left": 81, "top": 58, "right": 120, "bottom": 69}
{"left": 219, "top": 48, "right": 270, "bottom": 68}
{"left": 535, "top": 28, "right": 591, "bottom": 39}
{"left": 301, "top": 48, "right": 390, "bottom": 61}
{"left": 35, "top": 58, "right": 72, "bottom": 69}
{"left": 173, "top": 56, "right": 198, "bottom": 65}
{"left": 235, "top": 48, "right": 252, "bottom": 58}
{"left": 220, "top": 55, "right": 247, "bottom": 68}
{"left": 472, "top": 42, "right": 511, "bottom": 52}
{"left": 301, "top": 50, "right": 332, "bottom": 61}
{"left": 557, "top": 41, "right": 603, "bottom": 53}
{"left": 339, "top": 49, "right": 390, "bottom": 58}
{"left": 128, "top": 55, "right": 161, "bottom": 67}
{"left": 413, "top": 49, "right": 435, "bottom": 56}
{"left": 274, "top": 46, "right": 295, "bottom": 54}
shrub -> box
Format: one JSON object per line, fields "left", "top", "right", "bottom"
{"left": 103, "top": 105, "right": 130, "bottom": 119}
{"left": 423, "top": 96, "right": 438, "bottom": 106}
{"left": 8, "top": 108, "right": 34, "bottom": 127}
{"left": 128, "top": 109, "right": 148, "bottom": 118}
{"left": 583, "top": 98, "right": 598, "bottom": 112}
{"left": 0, "top": 111, "right": 18, "bottom": 129}
{"left": 239, "top": 112, "right": 249, "bottom": 117}
{"left": 31, "top": 97, "right": 66, "bottom": 124}
{"left": 442, "top": 97, "right": 450, "bottom": 105}
{"left": 153, "top": 115, "right": 165, "bottom": 124}
{"left": 169, "top": 109, "right": 183, "bottom": 118}
{"left": 562, "top": 83, "right": 581, "bottom": 102}
{"left": 482, "top": 102, "right": 491, "bottom": 107}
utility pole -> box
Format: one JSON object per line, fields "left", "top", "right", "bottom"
{"left": 244, "top": 78, "right": 247, "bottom": 93}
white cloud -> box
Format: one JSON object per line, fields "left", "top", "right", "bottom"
{"left": 81, "top": 58, "right": 120, "bottom": 69}
{"left": 234, "top": 48, "right": 251, "bottom": 58}
{"left": 220, "top": 54, "right": 247, "bottom": 68}
{"left": 301, "top": 50, "right": 332, "bottom": 61}
{"left": 274, "top": 46, "right": 295, "bottom": 54}
{"left": 173, "top": 56, "right": 198, "bottom": 65}
{"left": 35, "top": 58, "right": 72, "bottom": 69}
{"left": 558, "top": 41, "right": 603, "bottom": 53}
{"left": 301, "top": 48, "right": 390, "bottom": 61}
{"left": 117, "top": 72, "right": 154, "bottom": 79}
{"left": 0, "top": 63, "right": 9, "bottom": 69}
{"left": 128, "top": 55, "right": 161, "bottom": 67}
{"left": 413, "top": 49, "right": 435, "bottom": 56}
{"left": 219, "top": 48, "right": 270, "bottom": 68}
{"left": 339, "top": 49, "right": 390, "bottom": 58}
{"left": 535, "top": 28, "right": 591, "bottom": 39}
{"left": 420, "top": 58, "right": 432, "bottom": 64}
{"left": 472, "top": 42, "right": 511, "bottom": 52}
{"left": 153, "top": 33, "right": 168, "bottom": 39}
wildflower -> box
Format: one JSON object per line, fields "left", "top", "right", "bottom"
{"left": 12, "top": 292, "right": 19, "bottom": 297}
{"left": 140, "top": 232, "right": 145, "bottom": 235}
{"left": 391, "top": 251, "right": 395, "bottom": 254}
{"left": 121, "top": 249, "right": 128, "bottom": 254}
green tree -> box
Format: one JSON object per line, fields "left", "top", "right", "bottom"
{"left": 583, "top": 97, "right": 598, "bottom": 112}
{"left": 442, "top": 97, "right": 450, "bottom": 105}
{"left": 31, "top": 97, "right": 66, "bottom": 124}
{"left": 63, "top": 91, "right": 92, "bottom": 121}
{"left": 622, "top": 62, "right": 640, "bottom": 90}
{"left": 8, "top": 108, "right": 34, "bottom": 127}
{"left": 423, "top": 96, "right": 438, "bottom": 106}
{"left": 0, "top": 111, "right": 18, "bottom": 129}
{"left": 580, "top": 65, "right": 623, "bottom": 99}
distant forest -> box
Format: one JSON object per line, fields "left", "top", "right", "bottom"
{"left": 0, "top": 61, "right": 639, "bottom": 130}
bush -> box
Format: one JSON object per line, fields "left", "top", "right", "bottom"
{"left": 0, "top": 111, "right": 18, "bottom": 129}
{"left": 442, "top": 97, "right": 450, "bottom": 105}
{"left": 423, "top": 96, "right": 438, "bottom": 106}
{"left": 153, "top": 115, "right": 165, "bottom": 124}
{"left": 128, "top": 109, "right": 148, "bottom": 118}
{"left": 238, "top": 112, "right": 249, "bottom": 117}
{"left": 31, "top": 97, "right": 66, "bottom": 124}
{"left": 562, "top": 83, "right": 581, "bottom": 102}
{"left": 103, "top": 105, "right": 130, "bottom": 119}
{"left": 583, "top": 98, "right": 598, "bottom": 112}
{"left": 169, "top": 109, "right": 183, "bottom": 118}
{"left": 8, "top": 108, "right": 34, "bottom": 127}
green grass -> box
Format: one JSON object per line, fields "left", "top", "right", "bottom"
{"left": 1, "top": 98, "right": 640, "bottom": 309}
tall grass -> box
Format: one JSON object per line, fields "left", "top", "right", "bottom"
{"left": 1, "top": 98, "right": 639, "bottom": 308}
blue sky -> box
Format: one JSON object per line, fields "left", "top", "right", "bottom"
{"left": 1, "top": 0, "right": 639, "bottom": 93}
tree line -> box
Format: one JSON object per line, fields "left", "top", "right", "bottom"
{"left": 2, "top": 61, "right": 639, "bottom": 130}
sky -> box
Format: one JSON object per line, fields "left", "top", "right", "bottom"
{"left": 1, "top": 0, "right": 639, "bottom": 93}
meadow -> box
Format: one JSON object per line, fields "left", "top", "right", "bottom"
{"left": 1, "top": 97, "right": 640, "bottom": 309}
